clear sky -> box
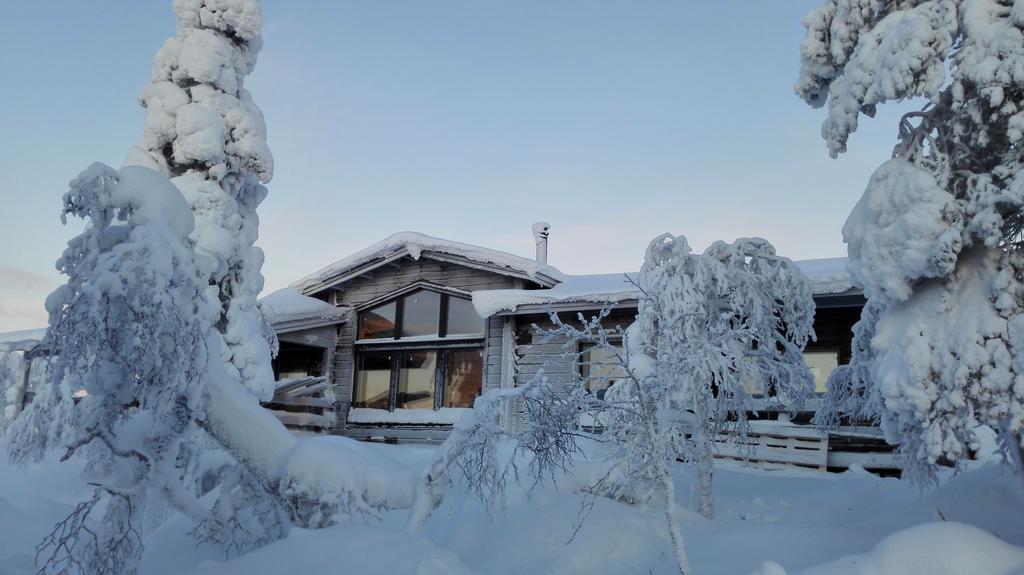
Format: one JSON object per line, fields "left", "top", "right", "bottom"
{"left": 0, "top": 1, "right": 915, "bottom": 332}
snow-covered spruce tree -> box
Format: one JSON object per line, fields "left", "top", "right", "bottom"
{"left": 9, "top": 2, "right": 422, "bottom": 570}
{"left": 408, "top": 234, "right": 815, "bottom": 575}
{"left": 797, "top": 0, "right": 1024, "bottom": 479}
{"left": 128, "top": 0, "right": 276, "bottom": 401}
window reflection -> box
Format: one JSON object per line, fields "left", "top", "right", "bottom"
{"left": 805, "top": 349, "right": 839, "bottom": 394}
{"left": 354, "top": 352, "right": 392, "bottom": 409}
{"left": 444, "top": 349, "right": 483, "bottom": 407}
{"left": 359, "top": 301, "right": 396, "bottom": 340}
{"left": 579, "top": 342, "right": 625, "bottom": 398}
{"left": 446, "top": 296, "right": 484, "bottom": 337}
{"left": 401, "top": 290, "right": 441, "bottom": 338}
{"left": 397, "top": 351, "right": 437, "bottom": 408}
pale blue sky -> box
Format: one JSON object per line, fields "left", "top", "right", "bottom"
{"left": 0, "top": 1, "right": 913, "bottom": 331}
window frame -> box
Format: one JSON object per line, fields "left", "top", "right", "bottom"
{"left": 352, "top": 343, "right": 484, "bottom": 412}
{"left": 352, "top": 285, "right": 486, "bottom": 412}
{"left": 356, "top": 286, "right": 483, "bottom": 343}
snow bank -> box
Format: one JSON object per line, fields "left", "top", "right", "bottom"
{"left": 259, "top": 287, "right": 346, "bottom": 324}
{"left": 755, "top": 522, "right": 1024, "bottom": 575}
{"left": 291, "top": 232, "right": 565, "bottom": 293}
{"left": 177, "top": 521, "right": 478, "bottom": 575}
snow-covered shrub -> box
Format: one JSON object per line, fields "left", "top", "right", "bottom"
{"left": 411, "top": 234, "right": 816, "bottom": 575}
{"left": 798, "top": 0, "right": 1024, "bottom": 479}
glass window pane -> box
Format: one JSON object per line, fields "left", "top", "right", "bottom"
{"left": 397, "top": 351, "right": 437, "bottom": 409}
{"left": 359, "top": 301, "right": 396, "bottom": 340}
{"left": 446, "top": 296, "right": 484, "bottom": 337}
{"left": 401, "top": 290, "right": 441, "bottom": 338}
{"left": 444, "top": 349, "right": 483, "bottom": 407}
{"left": 805, "top": 349, "right": 840, "bottom": 394}
{"left": 580, "top": 343, "right": 625, "bottom": 397}
{"left": 354, "top": 352, "right": 392, "bottom": 409}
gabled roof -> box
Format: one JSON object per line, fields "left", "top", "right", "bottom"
{"left": 472, "top": 258, "right": 859, "bottom": 317}
{"left": 291, "top": 232, "right": 565, "bottom": 295}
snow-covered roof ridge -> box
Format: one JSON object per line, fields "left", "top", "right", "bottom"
{"left": 260, "top": 287, "right": 347, "bottom": 324}
{"left": 291, "top": 232, "right": 565, "bottom": 293}
{"left": 473, "top": 257, "right": 857, "bottom": 317}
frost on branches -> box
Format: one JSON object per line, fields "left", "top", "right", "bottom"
{"left": 410, "top": 234, "right": 815, "bottom": 575}
{"left": 9, "top": 164, "right": 213, "bottom": 575}
{"left": 128, "top": 0, "right": 276, "bottom": 401}
{"left": 797, "top": 0, "right": 1024, "bottom": 479}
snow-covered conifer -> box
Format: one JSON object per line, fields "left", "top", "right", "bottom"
{"left": 129, "top": 0, "right": 276, "bottom": 400}
{"left": 798, "top": 0, "right": 1024, "bottom": 478}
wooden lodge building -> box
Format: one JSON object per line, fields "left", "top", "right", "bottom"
{"left": 259, "top": 227, "right": 896, "bottom": 471}
{"left": 0, "top": 226, "right": 896, "bottom": 471}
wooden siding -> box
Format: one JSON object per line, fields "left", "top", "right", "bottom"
{"left": 323, "top": 255, "right": 523, "bottom": 436}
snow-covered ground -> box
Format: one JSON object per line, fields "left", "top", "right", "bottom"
{"left": 3, "top": 439, "right": 1024, "bottom": 575}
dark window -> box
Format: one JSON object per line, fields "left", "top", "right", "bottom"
{"left": 359, "top": 301, "right": 397, "bottom": 340}
{"left": 353, "top": 351, "right": 393, "bottom": 409}
{"left": 397, "top": 351, "right": 438, "bottom": 409}
{"left": 446, "top": 296, "right": 485, "bottom": 337}
{"left": 401, "top": 290, "right": 441, "bottom": 338}
{"left": 444, "top": 349, "right": 483, "bottom": 407}
{"left": 272, "top": 342, "right": 324, "bottom": 380}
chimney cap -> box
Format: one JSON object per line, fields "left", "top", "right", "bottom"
{"left": 532, "top": 222, "right": 551, "bottom": 239}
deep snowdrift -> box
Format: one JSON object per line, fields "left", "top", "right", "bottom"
{"left": 1, "top": 440, "right": 1022, "bottom": 575}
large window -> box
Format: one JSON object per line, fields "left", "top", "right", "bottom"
{"left": 353, "top": 288, "right": 485, "bottom": 412}
{"left": 358, "top": 289, "right": 483, "bottom": 341}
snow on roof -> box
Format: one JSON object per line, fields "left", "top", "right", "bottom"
{"left": 794, "top": 257, "right": 855, "bottom": 295}
{"left": 291, "top": 232, "right": 565, "bottom": 293}
{"left": 0, "top": 328, "right": 47, "bottom": 353}
{"left": 473, "top": 273, "right": 639, "bottom": 318}
{"left": 472, "top": 257, "right": 857, "bottom": 317}
{"left": 260, "top": 288, "right": 347, "bottom": 324}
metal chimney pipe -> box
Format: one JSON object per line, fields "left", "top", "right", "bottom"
{"left": 532, "top": 222, "right": 550, "bottom": 265}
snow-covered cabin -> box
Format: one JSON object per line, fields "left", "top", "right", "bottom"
{"left": 269, "top": 228, "right": 875, "bottom": 460}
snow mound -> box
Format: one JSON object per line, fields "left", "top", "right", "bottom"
{"left": 291, "top": 232, "right": 565, "bottom": 293}
{"left": 178, "top": 521, "right": 478, "bottom": 575}
{"left": 755, "top": 522, "right": 1024, "bottom": 575}
{"left": 259, "top": 287, "right": 346, "bottom": 324}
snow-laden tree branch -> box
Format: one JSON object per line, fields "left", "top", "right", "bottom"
{"left": 798, "top": 0, "right": 1024, "bottom": 480}
{"left": 408, "top": 234, "right": 816, "bottom": 575}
